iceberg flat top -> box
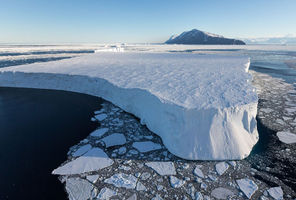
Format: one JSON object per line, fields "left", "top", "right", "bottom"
{"left": 0, "top": 52, "right": 255, "bottom": 110}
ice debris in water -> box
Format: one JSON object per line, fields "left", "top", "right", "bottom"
{"left": 276, "top": 131, "right": 296, "bottom": 144}
{"left": 90, "top": 128, "right": 109, "bottom": 137}
{"left": 52, "top": 148, "right": 114, "bottom": 175}
{"left": 236, "top": 178, "right": 258, "bottom": 199}
{"left": 215, "top": 162, "right": 229, "bottom": 175}
{"left": 145, "top": 162, "right": 176, "bottom": 176}
{"left": 267, "top": 187, "right": 284, "bottom": 200}
{"left": 65, "top": 178, "right": 95, "bottom": 200}
{"left": 104, "top": 173, "right": 138, "bottom": 189}
{"left": 132, "top": 141, "right": 162, "bottom": 152}
{"left": 169, "top": 176, "right": 185, "bottom": 188}
{"left": 97, "top": 187, "right": 117, "bottom": 200}
{"left": 211, "top": 187, "right": 234, "bottom": 199}
{"left": 72, "top": 144, "right": 92, "bottom": 157}
{"left": 101, "top": 133, "right": 126, "bottom": 147}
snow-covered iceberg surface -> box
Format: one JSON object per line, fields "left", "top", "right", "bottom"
{"left": 0, "top": 52, "right": 258, "bottom": 160}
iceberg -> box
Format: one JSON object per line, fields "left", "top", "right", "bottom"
{"left": 0, "top": 52, "right": 258, "bottom": 160}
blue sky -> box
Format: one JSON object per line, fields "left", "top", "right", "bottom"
{"left": 0, "top": 0, "right": 295, "bottom": 43}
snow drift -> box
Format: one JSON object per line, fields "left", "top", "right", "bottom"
{"left": 0, "top": 52, "right": 258, "bottom": 160}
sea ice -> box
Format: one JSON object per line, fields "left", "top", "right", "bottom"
{"left": 95, "top": 113, "right": 107, "bottom": 121}
{"left": 104, "top": 173, "right": 137, "bottom": 189}
{"left": 101, "top": 133, "right": 126, "bottom": 147}
{"left": 72, "top": 144, "right": 92, "bottom": 157}
{"left": 211, "top": 187, "right": 234, "bottom": 199}
{"left": 0, "top": 52, "right": 258, "bottom": 160}
{"left": 90, "top": 128, "right": 108, "bottom": 137}
{"left": 65, "top": 178, "right": 95, "bottom": 200}
{"left": 215, "top": 162, "right": 229, "bottom": 175}
{"left": 52, "top": 148, "right": 114, "bottom": 175}
{"left": 97, "top": 187, "right": 117, "bottom": 200}
{"left": 145, "top": 162, "right": 176, "bottom": 176}
{"left": 86, "top": 174, "right": 99, "bottom": 183}
{"left": 169, "top": 176, "right": 185, "bottom": 188}
{"left": 236, "top": 178, "right": 258, "bottom": 199}
{"left": 276, "top": 131, "right": 296, "bottom": 144}
{"left": 132, "top": 141, "right": 162, "bottom": 152}
{"left": 267, "top": 187, "right": 283, "bottom": 200}
{"left": 193, "top": 166, "right": 205, "bottom": 178}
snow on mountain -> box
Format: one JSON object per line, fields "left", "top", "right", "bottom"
{"left": 165, "top": 29, "right": 245, "bottom": 45}
{"left": 0, "top": 51, "right": 258, "bottom": 160}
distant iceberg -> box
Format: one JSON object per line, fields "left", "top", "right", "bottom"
{"left": 0, "top": 51, "right": 258, "bottom": 160}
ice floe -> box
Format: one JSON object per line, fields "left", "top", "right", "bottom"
{"left": 236, "top": 178, "right": 258, "bottom": 199}
{"left": 52, "top": 148, "right": 114, "bottom": 175}
{"left": 101, "top": 133, "right": 126, "bottom": 147}
{"left": 215, "top": 162, "right": 229, "bottom": 176}
{"left": 169, "top": 176, "right": 185, "bottom": 188}
{"left": 145, "top": 162, "right": 176, "bottom": 176}
{"left": 97, "top": 187, "right": 117, "bottom": 200}
{"left": 65, "top": 178, "right": 95, "bottom": 200}
{"left": 211, "top": 187, "right": 234, "bottom": 199}
{"left": 132, "top": 141, "right": 162, "bottom": 153}
{"left": 104, "top": 173, "right": 137, "bottom": 189}
{"left": 72, "top": 144, "right": 92, "bottom": 157}
{"left": 193, "top": 166, "right": 205, "bottom": 178}
{"left": 276, "top": 131, "right": 296, "bottom": 144}
{"left": 90, "top": 128, "right": 109, "bottom": 137}
{"left": 267, "top": 187, "right": 283, "bottom": 200}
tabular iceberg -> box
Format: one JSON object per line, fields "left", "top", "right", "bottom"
{"left": 0, "top": 52, "right": 258, "bottom": 160}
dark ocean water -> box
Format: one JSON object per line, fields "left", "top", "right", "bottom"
{"left": 0, "top": 87, "right": 102, "bottom": 199}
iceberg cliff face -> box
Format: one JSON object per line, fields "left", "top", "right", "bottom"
{"left": 165, "top": 29, "right": 245, "bottom": 45}
{"left": 0, "top": 52, "right": 258, "bottom": 160}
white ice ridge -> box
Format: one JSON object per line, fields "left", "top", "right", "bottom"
{"left": 0, "top": 52, "right": 258, "bottom": 160}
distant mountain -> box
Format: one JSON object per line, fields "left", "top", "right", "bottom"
{"left": 165, "top": 29, "right": 245, "bottom": 45}
{"left": 243, "top": 37, "right": 296, "bottom": 45}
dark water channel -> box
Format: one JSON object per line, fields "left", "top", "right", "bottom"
{"left": 0, "top": 87, "right": 102, "bottom": 199}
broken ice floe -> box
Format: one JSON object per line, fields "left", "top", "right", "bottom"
{"left": 169, "top": 176, "right": 185, "bottom": 188}
{"left": 101, "top": 133, "right": 126, "bottom": 147}
{"left": 132, "top": 141, "right": 162, "bottom": 153}
{"left": 104, "top": 173, "right": 138, "bottom": 189}
{"left": 52, "top": 148, "right": 114, "bottom": 175}
{"left": 215, "top": 162, "right": 229, "bottom": 176}
{"left": 90, "top": 128, "right": 109, "bottom": 137}
{"left": 276, "top": 131, "right": 296, "bottom": 144}
{"left": 211, "top": 187, "right": 234, "bottom": 199}
{"left": 97, "top": 187, "right": 117, "bottom": 200}
{"left": 267, "top": 187, "right": 284, "bottom": 200}
{"left": 145, "top": 162, "right": 176, "bottom": 176}
{"left": 236, "top": 178, "right": 258, "bottom": 199}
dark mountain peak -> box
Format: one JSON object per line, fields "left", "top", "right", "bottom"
{"left": 165, "top": 29, "right": 245, "bottom": 45}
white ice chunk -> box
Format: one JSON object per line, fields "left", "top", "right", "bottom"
{"left": 132, "top": 141, "right": 162, "bottom": 153}
{"left": 267, "top": 187, "right": 283, "bottom": 200}
{"left": 97, "top": 187, "right": 117, "bottom": 200}
{"left": 215, "top": 162, "right": 229, "bottom": 175}
{"left": 277, "top": 131, "right": 296, "bottom": 144}
{"left": 101, "top": 133, "right": 126, "bottom": 147}
{"left": 86, "top": 174, "right": 99, "bottom": 183}
{"left": 95, "top": 113, "right": 107, "bottom": 121}
{"left": 211, "top": 187, "right": 234, "bottom": 199}
{"left": 145, "top": 162, "right": 176, "bottom": 176}
{"left": 136, "top": 181, "right": 147, "bottom": 191}
{"left": 195, "top": 192, "right": 203, "bottom": 200}
{"left": 127, "top": 194, "right": 137, "bottom": 200}
{"left": 90, "top": 128, "right": 109, "bottom": 137}
{"left": 193, "top": 166, "right": 205, "bottom": 178}
{"left": 104, "top": 173, "right": 137, "bottom": 189}
{"left": 52, "top": 148, "right": 114, "bottom": 175}
{"left": 169, "top": 176, "right": 185, "bottom": 188}
{"left": 236, "top": 178, "right": 258, "bottom": 199}
{"left": 72, "top": 144, "right": 92, "bottom": 157}
{"left": 65, "top": 178, "right": 95, "bottom": 200}
{"left": 0, "top": 52, "right": 258, "bottom": 160}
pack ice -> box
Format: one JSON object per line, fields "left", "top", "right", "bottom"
{"left": 0, "top": 52, "right": 258, "bottom": 160}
